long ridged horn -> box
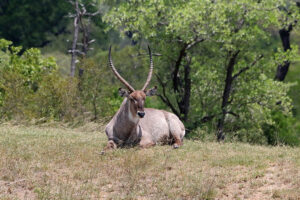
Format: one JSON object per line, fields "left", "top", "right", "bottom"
{"left": 142, "top": 45, "right": 153, "bottom": 91}
{"left": 109, "top": 46, "right": 135, "bottom": 92}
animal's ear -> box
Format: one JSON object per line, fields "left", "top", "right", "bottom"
{"left": 119, "top": 88, "right": 129, "bottom": 97}
{"left": 145, "top": 86, "right": 157, "bottom": 96}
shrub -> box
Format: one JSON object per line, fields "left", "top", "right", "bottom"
{"left": 33, "top": 74, "right": 82, "bottom": 121}
{"left": 0, "top": 39, "right": 58, "bottom": 120}
{"left": 263, "top": 111, "right": 300, "bottom": 146}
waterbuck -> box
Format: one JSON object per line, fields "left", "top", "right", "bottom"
{"left": 104, "top": 46, "right": 185, "bottom": 151}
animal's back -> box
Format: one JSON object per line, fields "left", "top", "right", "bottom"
{"left": 139, "top": 108, "right": 185, "bottom": 143}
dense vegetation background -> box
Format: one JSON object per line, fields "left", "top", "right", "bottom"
{"left": 0, "top": 0, "right": 300, "bottom": 146}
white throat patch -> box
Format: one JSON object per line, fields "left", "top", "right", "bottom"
{"left": 128, "top": 100, "right": 139, "bottom": 123}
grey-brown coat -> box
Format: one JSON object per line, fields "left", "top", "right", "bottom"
{"left": 104, "top": 46, "right": 185, "bottom": 150}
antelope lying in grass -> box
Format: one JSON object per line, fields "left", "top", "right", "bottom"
{"left": 104, "top": 46, "right": 185, "bottom": 151}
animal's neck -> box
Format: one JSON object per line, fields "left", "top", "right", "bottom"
{"left": 126, "top": 98, "right": 139, "bottom": 124}
{"left": 115, "top": 98, "right": 139, "bottom": 132}
{"left": 110, "top": 98, "right": 140, "bottom": 145}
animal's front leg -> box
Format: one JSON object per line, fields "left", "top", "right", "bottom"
{"left": 101, "top": 140, "right": 117, "bottom": 154}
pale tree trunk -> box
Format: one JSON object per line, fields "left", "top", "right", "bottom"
{"left": 78, "top": 16, "right": 92, "bottom": 78}
{"left": 67, "top": 0, "right": 99, "bottom": 77}
{"left": 70, "top": 0, "right": 79, "bottom": 77}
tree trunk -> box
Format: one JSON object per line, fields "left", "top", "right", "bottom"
{"left": 70, "top": 0, "right": 79, "bottom": 77}
{"left": 274, "top": 26, "right": 292, "bottom": 81}
{"left": 178, "top": 60, "right": 191, "bottom": 122}
{"left": 172, "top": 45, "right": 187, "bottom": 93}
{"left": 78, "top": 16, "right": 91, "bottom": 78}
{"left": 274, "top": 2, "right": 300, "bottom": 81}
{"left": 157, "top": 40, "right": 203, "bottom": 122}
{"left": 217, "top": 51, "right": 240, "bottom": 141}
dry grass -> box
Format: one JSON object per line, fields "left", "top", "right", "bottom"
{"left": 0, "top": 123, "right": 300, "bottom": 200}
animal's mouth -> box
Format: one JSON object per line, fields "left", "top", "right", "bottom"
{"left": 137, "top": 111, "right": 145, "bottom": 118}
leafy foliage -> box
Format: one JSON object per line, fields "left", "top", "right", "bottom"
{"left": 0, "top": 0, "right": 300, "bottom": 146}
{"left": 0, "top": 39, "right": 58, "bottom": 119}
{"left": 0, "top": 40, "right": 162, "bottom": 122}
{"left": 104, "top": 0, "right": 299, "bottom": 144}
{"left": 263, "top": 111, "right": 300, "bottom": 146}
{"left": 0, "top": 0, "right": 71, "bottom": 49}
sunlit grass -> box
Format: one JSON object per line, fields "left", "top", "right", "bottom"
{"left": 0, "top": 123, "right": 299, "bottom": 199}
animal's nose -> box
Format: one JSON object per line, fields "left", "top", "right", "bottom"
{"left": 137, "top": 111, "right": 145, "bottom": 118}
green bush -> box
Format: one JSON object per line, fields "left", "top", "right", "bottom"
{"left": 1, "top": 38, "right": 299, "bottom": 147}
{"left": 0, "top": 39, "right": 58, "bottom": 119}
{"left": 0, "top": 40, "right": 163, "bottom": 122}
{"left": 79, "top": 58, "right": 122, "bottom": 120}
{"left": 33, "top": 74, "right": 82, "bottom": 121}
{"left": 263, "top": 111, "right": 300, "bottom": 146}
{"left": 0, "top": 39, "right": 84, "bottom": 121}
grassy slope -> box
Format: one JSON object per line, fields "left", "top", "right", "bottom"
{"left": 0, "top": 124, "right": 300, "bottom": 200}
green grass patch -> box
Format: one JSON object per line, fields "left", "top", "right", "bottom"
{"left": 0, "top": 124, "right": 299, "bottom": 199}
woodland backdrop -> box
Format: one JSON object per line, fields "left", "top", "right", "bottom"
{"left": 0, "top": 0, "right": 300, "bottom": 145}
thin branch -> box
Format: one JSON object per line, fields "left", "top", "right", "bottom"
{"left": 186, "top": 38, "right": 205, "bottom": 50}
{"left": 133, "top": 52, "right": 162, "bottom": 57}
{"left": 79, "top": 3, "right": 86, "bottom": 14}
{"left": 226, "top": 111, "right": 239, "bottom": 118}
{"left": 88, "top": 39, "right": 95, "bottom": 44}
{"left": 200, "top": 114, "right": 215, "bottom": 123}
{"left": 232, "top": 54, "right": 263, "bottom": 80}
{"left": 67, "top": 13, "right": 76, "bottom": 18}
{"left": 84, "top": 10, "right": 101, "bottom": 16}
{"left": 67, "top": 0, "right": 75, "bottom": 5}
{"left": 68, "top": 49, "right": 85, "bottom": 55}
{"left": 173, "top": 44, "right": 188, "bottom": 92}
{"left": 155, "top": 74, "right": 180, "bottom": 117}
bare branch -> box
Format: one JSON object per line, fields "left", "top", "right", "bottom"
{"left": 67, "top": 0, "right": 75, "bottom": 5}
{"left": 79, "top": 3, "right": 86, "bottom": 14}
{"left": 67, "top": 13, "right": 76, "bottom": 18}
{"left": 133, "top": 52, "right": 162, "bottom": 57}
{"left": 84, "top": 10, "right": 101, "bottom": 16}
{"left": 68, "top": 49, "right": 85, "bottom": 55}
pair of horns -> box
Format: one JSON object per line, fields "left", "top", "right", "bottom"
{"left": 108, "top": 46, "right": 153, "bottom": 92}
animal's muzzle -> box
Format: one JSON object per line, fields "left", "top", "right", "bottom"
{"left": 137, "top": 111, "right": 145, "bottom": 118}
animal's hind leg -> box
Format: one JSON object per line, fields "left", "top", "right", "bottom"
{"left": 166, "top": 113, "right": 185, "bottom": 149}
{"left": 172, "top": 136, "right": 183, "bottom": 149}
